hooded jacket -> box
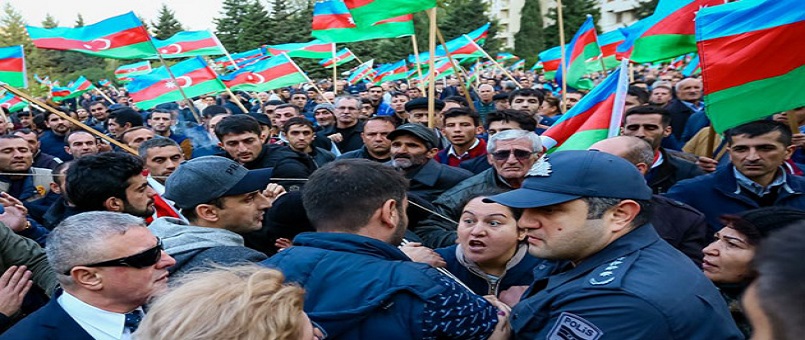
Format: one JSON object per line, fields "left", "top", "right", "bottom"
{"left": 149, "top": 217, "right": 266, "bottom": 276}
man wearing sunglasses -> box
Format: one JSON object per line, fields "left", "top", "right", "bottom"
{"left": 2, "top": 212, "right": 176, "bottom": 340}
{"left": 414, "top": 129, "right": 546, "bottom": 248}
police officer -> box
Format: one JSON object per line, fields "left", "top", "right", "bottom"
{"left": 487, "top": 150, "right": 743, "bottom": 339}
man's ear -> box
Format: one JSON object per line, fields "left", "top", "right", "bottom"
{"left": 195, "top": 204, "right": 219, "bottom": 223}
{"left": 103, "top": 197, "right": 125, "bottom": 213}
{"left": 426, "top": 148, "right": 439, "bottom": 159}
{"left": 607, "top": 200, "right": 641, "bottom": 233}
{"left": 378, "top": 199, "right": 400, "bottom": 230}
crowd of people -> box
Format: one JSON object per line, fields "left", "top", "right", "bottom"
{"left": 0, "top": 64, "right": 801, "bottom": 339}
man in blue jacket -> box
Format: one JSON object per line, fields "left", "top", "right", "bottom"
{"left": 263, "top": 159, "right": 508, "bottom": 339}
{"left": 488, "top": 150, "right": 742, "bottom": 339}
{"left": 666, "top": 120, "right": 805, "bottom": 233}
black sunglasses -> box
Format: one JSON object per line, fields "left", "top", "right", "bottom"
{"left": 492, "top": 149, "right": 535, "bottom": 161}
{"left": 64, "top": 238, "right": 164, "bottom": 275}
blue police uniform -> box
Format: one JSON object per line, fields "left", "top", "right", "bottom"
{"left": 510, "top": 224, "right": 743, "bottom": 340}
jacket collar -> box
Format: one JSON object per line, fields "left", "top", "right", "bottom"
{"left": 293, "top": 232, "right": 410, "bottom": 261}
{"left": 408, "top": 159, "right": 442, "bottom": 187}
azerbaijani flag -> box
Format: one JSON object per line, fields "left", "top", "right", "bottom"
{"left": 347, "top": 59, "right": 376, "bottom": 84}
{"left": 496, "top": 52, "right": 519, "bottom": 62}
{"left": 98, "top": 79, "right": 111, "bottom": 87}
{"left": 618, "top": 0, "right": 727, "bottom": 63}
{"left": 127, "top": 57, "right": 225, "bottom": 110}
{"left": 343, "top": 0, "right": 436, "bottom": 27}
{"left": 150, "top": 30, "right": 225, "bottom": 59}
{"left": 556, "top": 15, "right": 600, "bottom": 91}
{"left": 591, "top": 29, "right": 624, "bottom": 70}
{"left": 0, "top": 92, "right": 27, "bottom": 113}
{"left": 408, "top": 23, "right": 490, "bottom": 63}
{"left": 374, "top": 59, "right": 408, "bottom": 82}
{"left": 0, "top": 46, "right": 27, "bottom": 88}
{"left": 221, "top": 54, "right": 307, "bottom": 92}
{"left": 267, "top": 40, "right": 334, "bottom": 59}
{"left": 538, "top": 46, "right": 562, "bottom": 80}
{"left": 34, "top": 74, "right": 51, "bottom": 86}
{"left": 509, "top": 59, "right": 525, "bottom": 70}
{"left": 531, "top": 61, "right": 543, "bottom": 71}
{"left": 27, "top": 12, "right": 156, "bottom": 59}
{"left": 312, "top": 0, "right": 414, "bottom": 43}
{"left": 115, "top": 61, "right": 151, "bottom": 83}
{"left": 51, "top": 76, "right": 95, "bottom": 102}
{"left": 542, "top": 59, "right": 630, "bottom": 152}
{"left": 682, "top": 54, "right": 700, "bottom": 77}
{"left": 213, "top": 47, "right": 266, "bottom": 69}
{"left": 319, "top": 48, "right": 357, "bottom": 68}
{"left": 697, "top": 0, "right": 805, "bottom": 134}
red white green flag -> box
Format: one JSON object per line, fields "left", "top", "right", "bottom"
{"left": 126, "top": 57, "right": 225, "bottom": 109}
{"left": 27, "top": 12, "right": 157, "bottom": 59}
{"left": 0, "top": 46, "right": 27, "bottom": 88}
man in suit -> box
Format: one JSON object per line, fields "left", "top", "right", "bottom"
{"left": 2, "top": 211, "right": 175, "bottom": 339}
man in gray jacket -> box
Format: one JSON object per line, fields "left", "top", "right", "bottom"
{"left": 150, "top": 156, "right": 282, "bottom": 276}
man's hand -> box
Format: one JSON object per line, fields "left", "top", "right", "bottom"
{"left": 499, "top": 285, "right": 529, "bottom": 308}
{"left": 0, "top": 266, "right": 32, "bottom": 317}
{"left": 484, "top": 295, "right": 512, "bottom": 340}
{"left": 275, "top": 238, "right": 292, "bottom": 251}
{"left": 400, "top": 242, "right": 446, "bottom": 267}
{"left": 792, "top": 133, "right": 805, "bottom": 149}
{"left": 696, "top": 156, "right": 719, "bottom": 173}
{"left": 0, "top": 206, "right": 28, "bottom": 233}
{"left": 262, "top": 183, "right": 287, "bottom": 207}
{"left": 327, "top": 133, "right": 344, "bottom": 143}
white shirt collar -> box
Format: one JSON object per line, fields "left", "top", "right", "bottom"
{"left": 58, "top": 290, "right": 138, "bottom": 340}
{"left": 447, "top": 138, "right": 480, "bottom": 158}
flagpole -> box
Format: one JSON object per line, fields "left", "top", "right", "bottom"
{"left": 284, "top": 53, "right": 332, "bottom": 105}
{"left": 209, "top": 29, "right": 240, "bottom": 70}
{"left": 465, "top": 35, "right": 522, "bottom": 88}
{"left": 474, "top": 60, "right": 481, "bottom": 86}
{"left": 427, "top": 8, "right": 437, "bottom": 129}
{"left": 558, "top": 0, "right": 568, "bottom": 112}
{"left": 144, "top": 32, "right": 202, "bottom": 123}
{"left": 411, "top": 35, "right": 425, "bottom": 91}
{"left": 1, "top": 84, "right": 138, "bottom": 155}
{"left": 431, "top": 20, "right": 475, "bottom": 108}
{"left": 332, "top": 43, "right": 338, "bottom": 95}
{"left": 225, "top": 88, "right": 250, "bottom": 113}
{"left": 94, "top": 88, "right": 116, "bottom": 105}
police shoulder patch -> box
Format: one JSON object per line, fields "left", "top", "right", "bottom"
{"left": 547, "top": 312, "right": 603, "bottom": 340}
{"left": 586, "top": 253, "right": 639, "bottom": 288}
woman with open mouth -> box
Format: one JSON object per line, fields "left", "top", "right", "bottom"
{"left": 435, "top": 191, "right": 547, "bottom": 297}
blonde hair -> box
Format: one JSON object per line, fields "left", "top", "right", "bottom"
{"left": 134, "top": 265, "right": 306, "bottom": 340}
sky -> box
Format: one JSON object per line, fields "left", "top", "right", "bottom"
{"left": 6, "top": 0, "right": 222, "bottom": 31}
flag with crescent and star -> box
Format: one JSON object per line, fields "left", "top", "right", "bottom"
{"left": 26, "top": 11, "right": 157, "bottom": 59}
{"left": 312, "top": 0, "right": 414, "bottom": 43}
{"left": 0, "top": 45, "right": 27, "bottom": 88}
{"left": 220, "top": 54, "right": 308, "bottom": 92}
{"left": 127, "top": 57, "right": 225, "bottom": 110}
{"left": 149, "top": 30, "right": 226, "bottom": 59}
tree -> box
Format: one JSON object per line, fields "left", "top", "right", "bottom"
{"left": 151, "top": 4, "right": 184, "bottom": 40}
{"left": 635, "top": 0, "right": 659, "bottom": 19}
{"left": 215, "top": 0, "right": 249, "bottom": 51}
{"left": 514, "top": 0, "right": 544, "bottom": 67}
{"left": 440, "top": 0, "right": 501, "bottom": 53}
{"left": 75, "top": 13, "right": 85, "bottom": 27}
{"left": 238, "top": 0, "right": 273, "bottom": 50}
{"left": 543, "top": 0, "right": 599, "bottom": 48}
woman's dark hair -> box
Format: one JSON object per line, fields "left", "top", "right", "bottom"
{"left": 720, "top": 207, "right": 805, "bottom": 246}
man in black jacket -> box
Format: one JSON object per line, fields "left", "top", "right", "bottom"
{"left": 621, "top": 105, "right": 703, "bottom": 194}
{"left": 590, "top": 136, "right": 708, "bottom": 266}
{"left": 215, "top": 115, "right": 313, "bottom": 191}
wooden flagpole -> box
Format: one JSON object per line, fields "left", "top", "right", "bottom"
{"left": 144, "top": 30, "right": 202, "bottom": 123}
{"left": 411, "top": 35, "right": 426, "bottom": 92}
{"left": 557, "top": 0, "right": 568, "bottom": 113}
{"left": 209, "top": 30, "right": 241, "bottom": 70}
{"left": 427, "top": 9, "right": 437, "bottom": 128}
{"left": 429, "top": 15, "right": 475, "bottom": 108}
{"left": 332, "top": 43, "right": 338, "bottom": 95}
{"left": 464, "top": 35, "right": 522, "bottom": 88}
{"left": 284, "top": 53, "right": 332, "bottom": 105}
{"left": 2, "top": 84, "right": 138, "bottom": 154}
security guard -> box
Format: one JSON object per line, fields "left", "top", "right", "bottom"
{"left": 487, "top": 150, "right": 743, "bottom": 339}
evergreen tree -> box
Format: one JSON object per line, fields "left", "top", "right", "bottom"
{"left": 635, "top": 0, "right": 659, "bottom": 19}
{"left": 440, "top": 0, "right": 500, "bottom": 53}
{"left": 0, "top": 4, "right": 31, "bottom": 47}
{"left": 238, "top": 0, "right": 272, "bottom": 50}
{"left": 151, "top": 4, "right": 184, "bottom": 40}
{"left": 514, "top": 0, "right": 544, "bottom": 66}
{"left": 75, "top": 13, "right": 85, "bottom": 27}
{"left": 214, "top": 0, "right": 248, "bottom": 51}
{"left": 543, "top": 0, "right": 599, "bottom": 48}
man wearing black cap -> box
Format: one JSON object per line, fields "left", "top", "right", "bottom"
{"left": 486, "top": 150, "right": 742, "bottom": 339}
{"left": 388, "top": 123, "right": 472, "bottom": 202}
{"left": 151, "top": 156, "right": 283, "bottom": 276}
{"left": 406, "top": 97, "right": 448, "bottom": 150}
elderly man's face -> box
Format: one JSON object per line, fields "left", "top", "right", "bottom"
{"left": 390, "top": 135, "right": 434, "bottom": 170}
{"left": 487, "top": 138, "right": 539, "bottom": 182}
